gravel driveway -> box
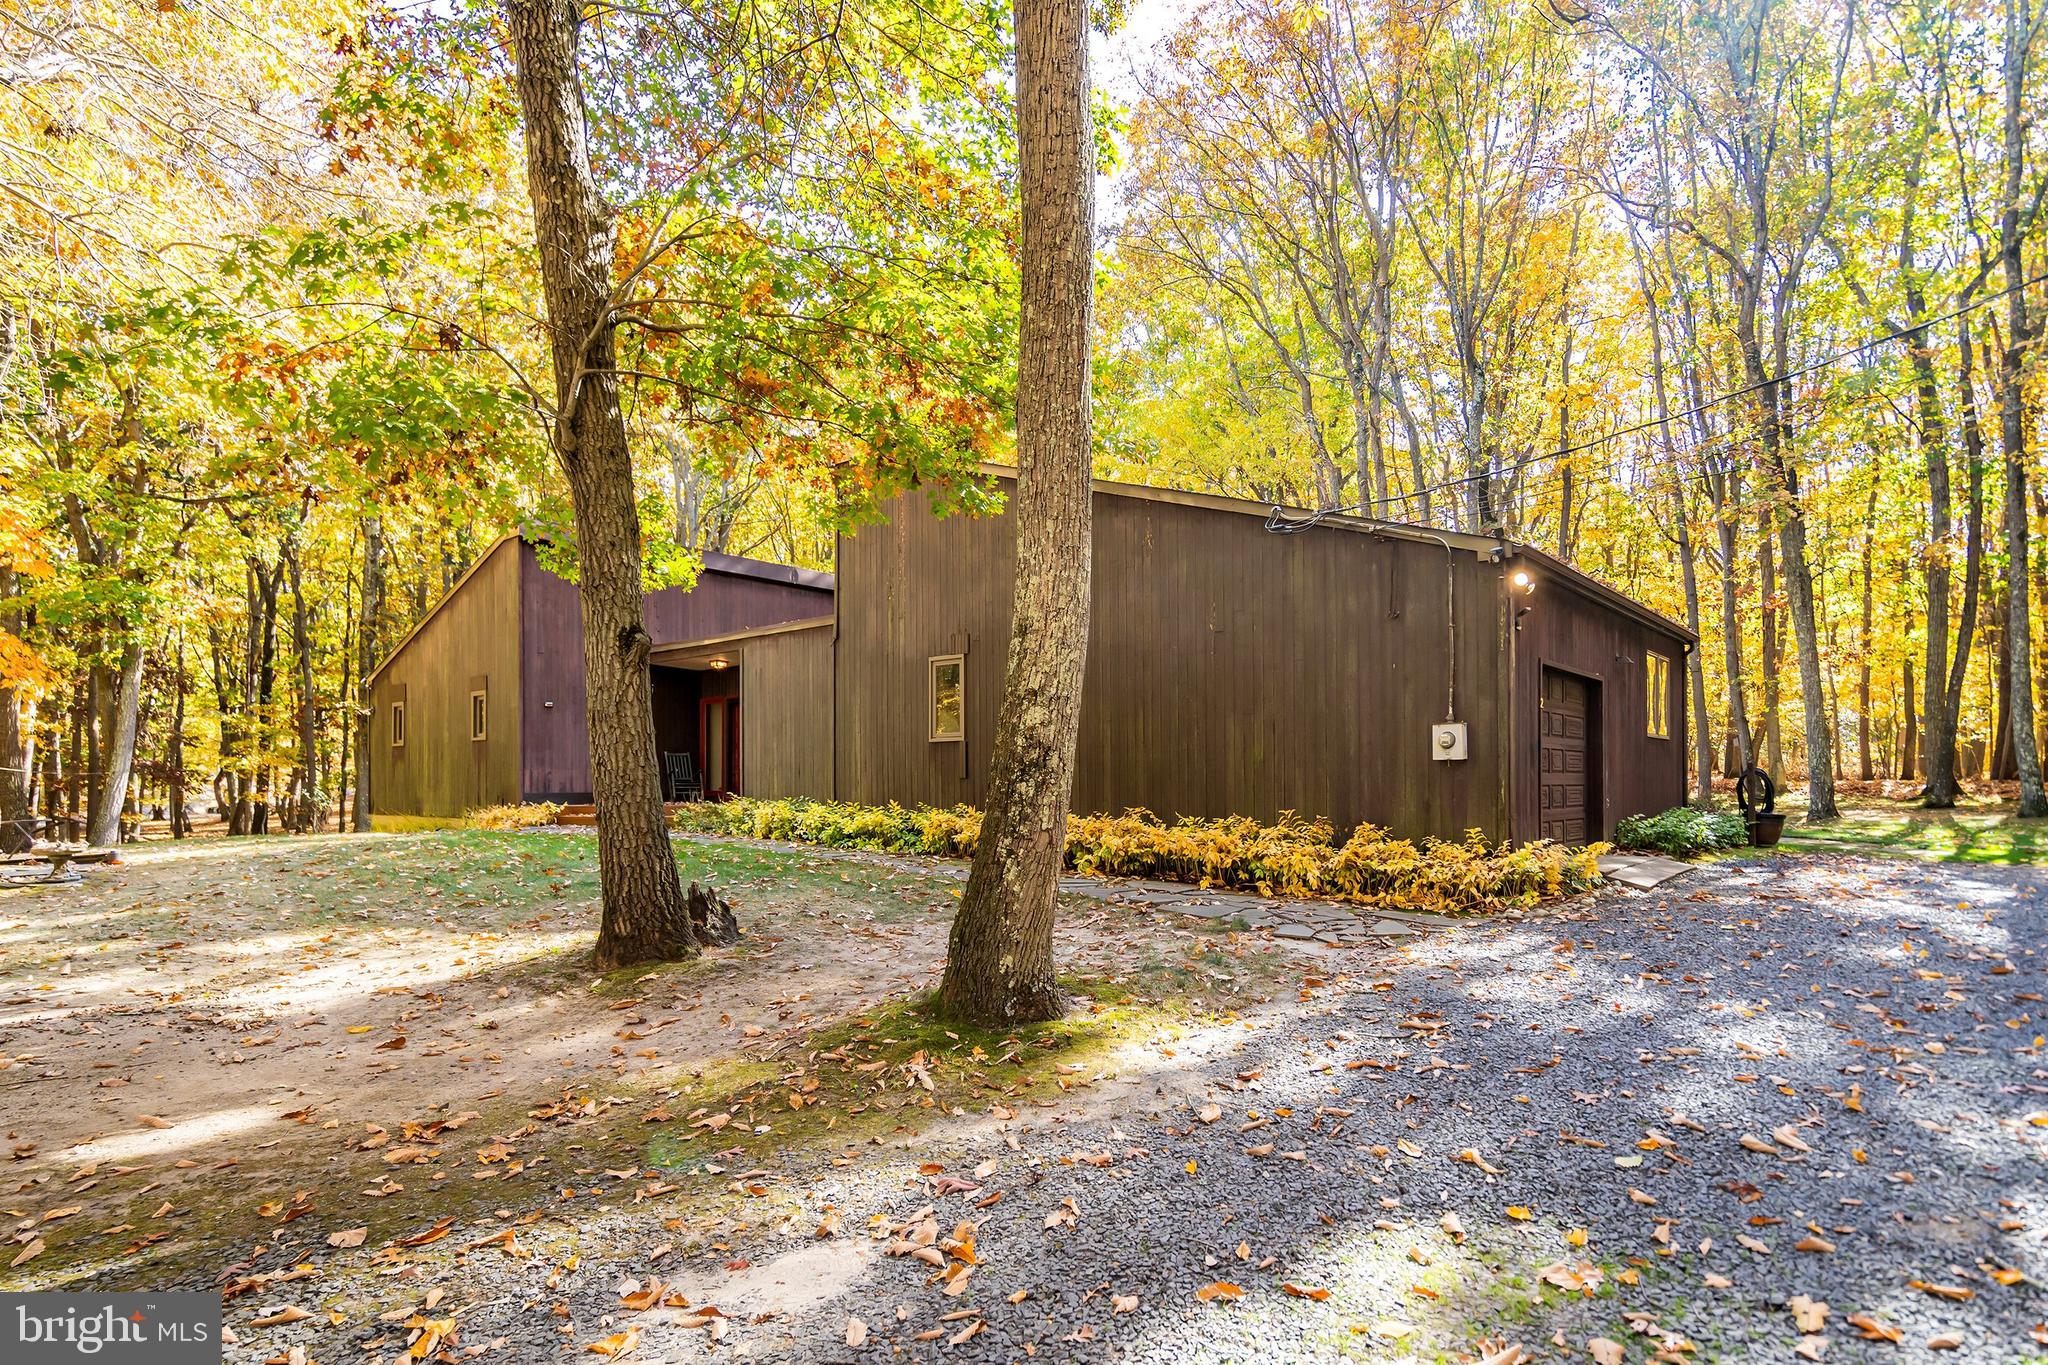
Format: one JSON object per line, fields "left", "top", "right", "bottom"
{"left": 242, "top": 852, "right": 2048, "bottom": 1363}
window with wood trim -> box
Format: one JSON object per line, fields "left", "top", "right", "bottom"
{"left": 1645, "top": 652, "right": 1671, "bottom": 739}
{"left": 929, "top": 655, "right": 964, "bottom": 742}
{"left": 391, "top": 701, "right": 407, "bottom": 748}
{"left": 470, "top": 690, "right": 488, "bottom": 742}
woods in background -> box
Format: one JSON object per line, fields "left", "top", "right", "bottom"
{"left": 3, "top": 0, "right": 2047, "bottom": 849}
{"left": 1100, "top": 0, "right": 2048, "bottom": 817}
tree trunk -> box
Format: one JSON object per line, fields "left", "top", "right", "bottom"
{"left": 1859, "top": 477, "right": 1877, "bottom": 782}
{"left": 1758, "top": 517, "right": 1782, "bottom": 783}
{"left": 168, "top": 634, "right": 188, "bottom": 839}
{"left": 354, "top": 518, "right": 382, "bottom": 831}
{"left": 1714, "top": 476, "right": 1751, "bottom": 780}
{"left": 86, "top": 639, "right": 142, "bottom": 847}
{"left": 1997, "top": 0, "right": 2046, "bottom": 815}
{"left": 287, "top": 535, "right": 320, "bottom": 832}
{"left": 506, "top": 0, "right": 700, "bottom": 968}
{"left": 937, "top": 0, "right": 1093, "bottom": 1028}
{"left": 1931, "top": 315, "right": 1989, "bottom": 803}
{"left": 0, "top": 566, "right": 32, "bottom": 854}
{"left": 1902, "top": 652, "right": 1918, "bottom": 779}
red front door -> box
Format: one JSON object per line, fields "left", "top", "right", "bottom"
{"left": 699, "top": 697, "right": 741, "bottom": 798}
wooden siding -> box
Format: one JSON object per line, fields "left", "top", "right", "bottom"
{"left": 367, "top": 538, "right": 522, "bottom": 818}
{"left": 737, "top": 624, "right": 834, "bottom": 799}
{"left": 517, "top": 543, "right": 834, "bottom": 801}
{"left": 1507, "top": 555, "right": 1689, "bottom": 841}
{"left": 831, "top": 484, "right": 1514, "bottom": 840}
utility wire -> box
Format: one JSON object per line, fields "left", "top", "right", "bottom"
{"left": 1267, "top": 268, "right": 2048, "bottom": 530}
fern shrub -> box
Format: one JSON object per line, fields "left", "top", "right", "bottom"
{"left": 674, "top": 797, "right": 1602, "bottom": 914}
{"left": 1612, "top": 806, "right": 1747, "bottom": 857}
{"left": 466, "top": 801, "right": 566, "bottom": 830}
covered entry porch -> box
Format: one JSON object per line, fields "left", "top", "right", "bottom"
{"left": 648, "top": 616, "right": 835, "bottom": 804}
{"left": 649, "top": 656, "right": 742, "bottom": 800}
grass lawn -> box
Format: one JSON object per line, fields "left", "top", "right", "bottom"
{"left": 0, "top": 829, "right": 1301, "bottom": 1291}
{"left": 1779, "top": 792, "right": 2048, "bottom": 864}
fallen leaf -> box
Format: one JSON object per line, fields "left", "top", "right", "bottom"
{"left": 845, "top": 1317, "right": 868, "bottom": 1348}
{"left": 251, "top": 1306, "right": 313, "bottom": 1327}
{"left": 1195, "top": 1281, "right": 1243, "bottom": 1302}
{"left": 327, "top": 1227, "right": 368, "bottom": 1249}
{"left": 1588, "top": 1339, "right": 1625, "bottom": 1365}
{"left": 1847, "top": 1314, "right": 1903, "bottom": 1343}
{"left": 585, "top": 1326, "right": 639, "bottom": 1356}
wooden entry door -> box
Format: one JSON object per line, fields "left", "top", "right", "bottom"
{"left": 699, "top": 697, "right": 741, "bottom": 798}
{"left": 1539, "top": 668, "right": 1598, "bottom": 844}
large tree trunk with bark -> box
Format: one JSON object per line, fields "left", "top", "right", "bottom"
{"left": 506, "top": 0, "right": 701, "bottom": 968}
{"left": 937, "top": 0, "right": 1093, "bottom": 1028}
{"left": 1997, "top": 0, "right": 2046, "bottom": 815}
{"left": 86, "top": 639, "right": 142, "bottom": 847}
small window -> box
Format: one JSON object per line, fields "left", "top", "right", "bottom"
{"left": 929, "top": 654, "right": 964, "bottom": 742}
{"left": 470, "top": 690, "right": 488, "bottom": 742}
{"left": 391, "top": 701, "right": 406, "bottom": 748}
{"left": 1645, "top": 652, "right": 1671, "bottom": 739}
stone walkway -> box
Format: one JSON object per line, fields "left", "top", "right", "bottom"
{"left": 666, "top": 830, "right": 1684, "bottom": 949}
{"left": 1594, "top": 850, "right": 1696, "bottom": 888}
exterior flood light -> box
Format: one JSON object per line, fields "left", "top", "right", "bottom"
{"left": 1511, "top": 569, "right": 1535, "bottom": 594}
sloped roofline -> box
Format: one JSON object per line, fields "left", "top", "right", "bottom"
{"left": 965, "top": 462, "right": 1695, "bottom": 643}
{"left": 366, "top": 536, "right": 835, "bottom": 687}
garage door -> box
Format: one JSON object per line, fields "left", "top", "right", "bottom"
{"left": 1539, "top": 668, "right": 1596, "bottom": 844}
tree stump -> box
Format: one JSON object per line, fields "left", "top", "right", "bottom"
{"left": 685, "top": 881, "right": 740, "bottom": 948}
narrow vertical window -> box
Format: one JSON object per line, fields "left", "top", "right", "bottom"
{"left": 391, "top": 701, "right": 407, "bottom": 748}
{"left": 929, "top": 655, "right": 964, "bottom": 741}
{"left": 1646, "top": 652, "right": 1670, "bottom": 739}
{"left": 470, "top": 690, "right": 488, "bottom": 742}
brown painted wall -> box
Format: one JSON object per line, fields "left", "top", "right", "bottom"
{"left": 368, "top": 538, "right": 523, "bottom": 818}
{"left": 738, "top": 625, "right": 835, "bottom": 800}
{"left": 1507, "top": 556, "right": 1690, "bottom": 841}
{"left": 517, "top": 543, "right": 833, "bottom": 800}
{"left": 832, "top": 484, "right": 1514, "bottom": 840}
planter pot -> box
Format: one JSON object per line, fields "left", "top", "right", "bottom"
{"left": 1747, "top": 813, "right": 1787, "bottom": 847}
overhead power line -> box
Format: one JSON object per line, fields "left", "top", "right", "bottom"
{"left": 1270, "top": 268, "right": 2048, "bottom": 529}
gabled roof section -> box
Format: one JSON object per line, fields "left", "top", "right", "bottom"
{"left": 366, "top": 537, "right": 834, "bottom": 686}
{"left": 364, "top": 535, "right": 521, "bottom": 689}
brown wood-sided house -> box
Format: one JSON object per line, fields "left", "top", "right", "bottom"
{"left": 369, "top": 472, "right": 1692, "bottom": 843}
{"left": 364, "top": 538, "right": 832, "bottom": 822}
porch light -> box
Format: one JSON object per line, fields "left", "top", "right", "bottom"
{"left": 708, "top": 657, "right": 730, "bottom": 670}
{"left": 1511, "top": 569, "right": 1535, "bottom": 595}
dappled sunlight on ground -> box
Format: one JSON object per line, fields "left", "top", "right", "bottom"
{"left": 0, "top": 828, "right": 1301, "bottom": 1301}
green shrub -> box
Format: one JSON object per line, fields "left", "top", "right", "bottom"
{"left": 466, "top": 801, "right": 566, "bottom": 831}
{"left": 674, "top": 797, "right": 1602, "bottom": 914}
{"left": 1613, "top": 806, "right": 1747, "bottom": 857}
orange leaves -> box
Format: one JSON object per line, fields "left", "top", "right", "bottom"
{"left": 1195, "top": 1281, "right": 1243, "bottom": 1302}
